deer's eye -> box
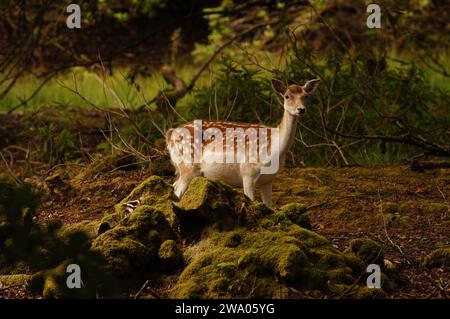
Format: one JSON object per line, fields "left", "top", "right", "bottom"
{"left": 285, "top": 95, "right": 289, "bottom": 99}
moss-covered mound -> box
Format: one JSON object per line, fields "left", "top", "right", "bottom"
{"left": 171, "top": 213, "right": 383, "bottom": 298}
{"left": 91, "top": 175, "right": 183, "bottom": 278}
{"left": 345, "top": 238, "right": 384, "bottom": 266}
{"left": 106, "top": 175, "right": 177, "bottom": 227}
{"left": 88, "top": 175, "right": 388, "bottom": 298}
{"left": 2, "top": 174, "right": 390, "bottom": 298}
{"left": 276, "top": 203, "right": 311, "bottom": 230}
{"left": 28, "top": 258, "right": 116, "bottom": 299}
{"left": 174, "top": 177, "right": 272, "bottom": 233}
{"left": 57, "top": 220, "right": 102, "bottom": 240}
{"left": 93, "top": 205, "right": 179, "bottom": 277}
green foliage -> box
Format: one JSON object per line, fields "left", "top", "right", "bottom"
{"left": 187, "top": 59, "right": 276, "bottom": 122}
{"left": 32, "top": 124, "right": 78, "bottom": 166}
{"left": 193, "top": 1, "right": 276, "bottom": 63}
{"left": 0, "top": 177, "right": 40, "bottom": 268}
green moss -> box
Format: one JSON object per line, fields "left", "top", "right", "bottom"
{"left": 217, "top": 262, "right": 237, "bottom": 277}
{"left": 29, "top": 261, "right": 97, "bottom": 299}
{"left": 58, "top": 220, "right": 101, "bottom": 241}
{"left": 174, "top": 177, "right": 271, "bottom": 232}
{"left": 326, "top": 268, "right": 354, "bottom": 285}
{"left": 343, "top": 253, "right": 365, "bottom": 273}
{"left": 278, "top": 203, "right": 311, "bottom": 229}
{"left": 107, "top": 176, "right": 176, "bottom": 227}
{"left": 93, "top": 200, "right": 180, "bottom": 277}
{"left": 170, "top": 222, "right": 372, "bottom": 298}
{"left": 267, "top": 244, "right": 308, "bottom": 281}
{"left": 346, "top": 238, "right": 384, "bottom": 266}
{"left": 287, "top": 225, "right": 329, "bottom": 247}
{"left": 423, "top": 247, "right": 450, "bottom": 268}
{"left": 329, "top": 284, "right": 386, "bottom": 299}
{"left": 313, "top": 247, "right": 347, "bottom": 269}
{"left": 0, "top": 274, "right": 30, "bottom": 286}
{"left": 158, "top": 240, "right": 183, "bottom": 269}
{"left": 237, "top": 249, "right": 268, "bottom": 274}
{"left": 223, "top": 231, "right": 242, "bottom": 248}
{"left": 93, "top": 233, "right": 151, "bottom": 276}
{"left": 121, "top": 176, "right": 175, "bottom": 206}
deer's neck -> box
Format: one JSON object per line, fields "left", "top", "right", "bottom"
{"left": 277, "top": 110, "right": 298, "bottom": 162}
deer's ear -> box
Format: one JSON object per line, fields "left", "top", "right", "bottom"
{"left": 271, "top": 79, "right": 286, "bottom": 94}
{"left": 303, "top": 78, "right": 320, "bottom": 94}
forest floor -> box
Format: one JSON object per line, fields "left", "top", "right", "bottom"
{"left": 0, "top": 110, "right": 449, "bottom": 299}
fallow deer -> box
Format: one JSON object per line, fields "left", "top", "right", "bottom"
{"left": 166, "top": 78, "right": 320, "bottom": 207}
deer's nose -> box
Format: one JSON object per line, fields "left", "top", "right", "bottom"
{"left": 298, "top": 107, "right": 306, "bottom": 114}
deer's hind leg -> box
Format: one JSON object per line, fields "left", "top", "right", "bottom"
{"left": 242, "top": 175, "right": 257, "bottom": 201}
{"left": 173, "top": 163, "right": 201, "bottom": 199}
{"left": 260, "top": 182, "right": 273, "bottom": 208}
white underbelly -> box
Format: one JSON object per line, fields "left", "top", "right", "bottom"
{"left": 201, "top": 163, "right": 243, "bottom": 186}
{"left": 199, "top": 149, "right": 278, "bottom": 186}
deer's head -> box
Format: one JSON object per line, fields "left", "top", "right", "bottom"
{"left": 272, "top": 78, "right": 320, "bottom": 116}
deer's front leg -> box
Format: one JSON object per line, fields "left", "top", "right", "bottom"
{"left": 242, "top": 175, "right": 256, "bottom": 201}
{"left": 174, "top": 164, "right": 201, "bottom": 198}
{"left": 260, "top": 182, "right": 273, "bottom": 207}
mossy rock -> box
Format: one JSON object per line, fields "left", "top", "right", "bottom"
{"left": 120, "top": 175, "right": 175, "bottom": 207}
{"left": 93, "top": 205, "right": 179, "bottom": 277}
{"left": 107, "top": 176, "right": 177, "bottom": 228}
{"left": 423, "top": 247, "right": 450, "bottom": 268}
{"left": 29, "top": 261, "right": 97, "bottom": 299}
{"left": 158, "top": 240, "right": 183, "bottom": 270}
{"left": 57, "top": 220, "right": 102, "bottom": 241}
{"left": 222, "top": 231, "right": 242, "bottom": 248}
{"left": 0, "top": 274, "right": 30, "bottom": 287}
{"left": 171, "top": 223, "right": 372, "bottom": 298}
{"left": 346, "top": 238, "right": 384, "bottom": 266}
{"left": 173, "top": 177, "right": 271, "bottom": 233}
{"left": 277, "top": 203, "right": 311, "bottom": 229}
{"left": 93, "top": 231, "right": 151, "bottom": 276}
